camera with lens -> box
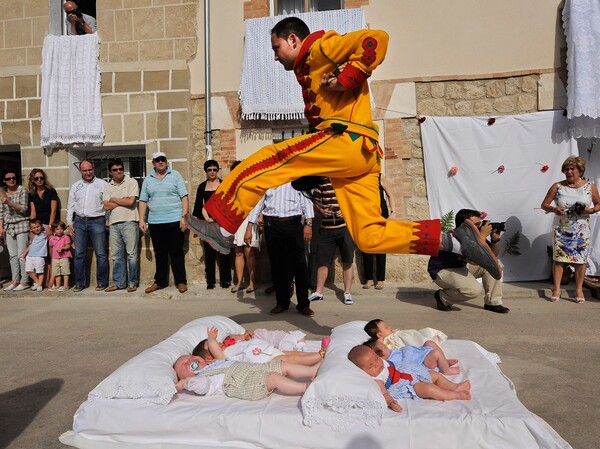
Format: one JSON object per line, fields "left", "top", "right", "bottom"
{"left": 479, "top": 220, "right": 505, "bottom": 233}
{"left": 73, "top": 8, "right": 83, "bottom": 18}
{"left": 567, "top": 202, "right": 586, "bottom": 215}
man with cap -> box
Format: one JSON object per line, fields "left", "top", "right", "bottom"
{"left": 138, "top": 151, "right": 189, "bottom": 294}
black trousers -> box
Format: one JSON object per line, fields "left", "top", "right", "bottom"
{"left": 362, "top": 252, "right": 387, "bottom": 282}
{"left": 203, "top": 240, "right": 231, "bottom": 286}
{"left": 149, "top": 221, "right": 187, "bottom": 287}
{"left": 265, "top": 218, "right": 309, "bottom": 310}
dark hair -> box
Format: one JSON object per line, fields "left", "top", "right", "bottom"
{"left": 455, "top": 209, "right": 481, "bottom": 227}
{"left": 271, "top": 17, "right": 310, "bottom": 41}
{"left": 203, "top": 160, "right": 220, "bottom": 172}
{"left": 51, "top": 220, "right": 67, "bottom": 230}
{"left": 2, "top": 170, "right": 18, "bottom": 183}
{"left": 29, "top": 218, "right": 42, "bottom": 226}
{"left": 108, "top": 158, "right": 124, "bottom": 171}
{"left": 364, "top": 319, "right": 383, "bottom": 338}
{"left": 230, "top": 160, "right": 242, "bottom": 171}
{"left": 192, "top": 339, "right": 210, "bottom": 358}
{"left": 363, "top": 338, "right": 384, "bottom": 357}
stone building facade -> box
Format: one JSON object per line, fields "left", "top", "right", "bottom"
{"left": 0, "top": 0, "right": 566, "bottom": 285}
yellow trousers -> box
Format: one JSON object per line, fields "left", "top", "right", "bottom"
{"left": 204, "top": 130, "right": 440, "bottom": 255}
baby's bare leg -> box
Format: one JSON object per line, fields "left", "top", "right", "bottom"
{"left": 266, "top": 372, "right": 309, "bottom": 395}
{"left": 423, "top": 342, "right": 460, "bottom": 375}
{"left": 280, "top": 360, "right": 321, "bottom": 380}
{"left": 430, "top": 371, "right": 471, "bottom": 395}
{"left": 413, "top": 381, "right": 471, "bottom": 401}
{"left": 275, "top": 352, "right": 322, "bottom": 366}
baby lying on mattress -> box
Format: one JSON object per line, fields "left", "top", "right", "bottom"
{"left": 174, "top": 327, "right": 321, "bottom": 401}
{"left": 348, "top": 345, "right": 471, "bottom": 413}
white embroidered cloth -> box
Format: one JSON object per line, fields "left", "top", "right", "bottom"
{"left": 40, "top": 33, "right": 104, "bottom": 147}
{"left": 563, "top": 0, "right": 600, "bottom": 138}
{"left": 239, "top": 9, "right": 366, "bottom": 121}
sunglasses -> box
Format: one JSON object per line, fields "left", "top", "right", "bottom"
{"left": 206, "top": 168, "right": 219, "bottom": 172}
{"left": 111, "top": 168, "right": 124, "bottom": 172}
{"left": 34, "top": 176, "right": 45, "bottom": 181}
{"left": 4, "top": 177, "right": 17, "bottom": 181}
{"left": 153, "top": 157, "right": 167, "bottom": 163}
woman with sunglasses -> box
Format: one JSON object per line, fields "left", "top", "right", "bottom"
{"left": 28, "top": 169, "right": 58, "bottom": 236}
{"left": 1, "top": 171, "right": 31, "bottom": 291}
{"left": 192, "top": 160, "right": 231, "bottom": 289}
{"left": 27, "top": 169, "right": 59, "bottom": 289}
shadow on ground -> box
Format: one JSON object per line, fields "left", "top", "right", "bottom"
{"left": 0, "top": 378, "right": 63, "bottom": 449}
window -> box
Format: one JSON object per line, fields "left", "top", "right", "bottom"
{"left": 52, "top": 0, "right": 96, "bottom": 35}
{"left": 78, "top": 145, "right": 147, "bottom": 190}
{"left": 272, "top": 127, "right": 308, "bottom": 143}
{"left": 275, "top": 0, "right": 343, "bottom": 15}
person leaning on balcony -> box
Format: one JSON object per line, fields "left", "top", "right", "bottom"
{"left": 63, "top": 1, "right": 97, "bottom": 35}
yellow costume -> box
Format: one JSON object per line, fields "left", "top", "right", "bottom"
{"left": 205, "top": 29, "right": 440, "bottom": 255}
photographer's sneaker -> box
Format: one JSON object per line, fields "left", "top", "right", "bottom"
{"left": 185, "top": 214, "right": 234, "bottom": 255}
{"left": 343, "top": 292, "right": 354, "bottom": 305}
{"left": 453, "top": 221, "right": 502, "bottom": 280}
{"left": 309, "top": 292, "right": 324, "bottom": 302}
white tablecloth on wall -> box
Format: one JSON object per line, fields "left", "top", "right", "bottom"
{"left": 422, "top": 111, "right": 577, "bottom": 282}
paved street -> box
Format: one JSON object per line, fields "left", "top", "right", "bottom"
{"left": 0, "top": 281, "right": 598, "bottom": 449}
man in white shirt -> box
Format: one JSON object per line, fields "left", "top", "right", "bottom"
{"left": 63, "top": 1, "right": 96, "bottom": 35}
{"left": 245, "top": 183, "right": 314, "bottom": 316}
{"left": 103, "top": 158, "right": 140, "bottom": 293}
{"left": 67, "top": 160, "right": 108, "bottom": 292}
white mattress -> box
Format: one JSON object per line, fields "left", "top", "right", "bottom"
{"left": 60, "top": 339, "right": 571, "bottom": 449}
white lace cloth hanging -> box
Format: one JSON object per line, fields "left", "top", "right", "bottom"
{"left": 40, "top": 33, "right": 105, "bottom": 148}
{"left": 563, "top": 0, "right": 600, "bottom": 138}
{"left": 239, "top": 9, "right": 366, "bottom": 121}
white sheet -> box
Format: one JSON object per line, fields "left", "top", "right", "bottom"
{"left": 61, "top": 337, "right": 571, "bottom": 449}
{"left": 40, "top": 33, "right": 104, "bottom": 148}
{"left": 421, "top": 111, "right": 578, "bottom": 281}
{"left": 239, "top": 9, "right": 366, "bottom": 121}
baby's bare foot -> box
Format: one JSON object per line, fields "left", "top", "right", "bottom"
{"left": 448, "top": 359, "right": 459, "bottom": 366}
{"left": 455, "top": 380, "right": 471, "bottom": 392}
{"left": 455, "top": 390, "right": 471, "bottom": 400}
{"left": 443, "top": 366, "right": 461, "bottom": 375}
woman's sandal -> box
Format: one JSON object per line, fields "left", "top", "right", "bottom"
{"left": 362, "top": 282, "right": 373, "bottom": 289}
{"left": 245, "top": 286, "right": 256, "bottom": 293}
{"left": 374, "top": 283, "right": 384, "bottom": 290}
{"left": 575, "top": 297, "right": 586, "bottom": 304}
{"left": 230, "top": 286, "right": 240, "bottom": 293}
{"left": 550, "top": 291, "right": 561, "bottom": 302}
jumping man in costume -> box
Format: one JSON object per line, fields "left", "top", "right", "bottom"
{"left": 187, "top": 17, "right": 502, "bottom": 280}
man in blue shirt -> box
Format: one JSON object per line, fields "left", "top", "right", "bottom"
{"left": 139, "top": 151, "right": 189, "bottom": 294}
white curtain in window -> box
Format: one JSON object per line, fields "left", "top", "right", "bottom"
{"left": 40, "top": 33, "right": 104, "bottom": 148}
{"left": 563, "top": 0, "right": 600, "bottom": 138}
{"left": 239, "top": 8, "right": 365, "bottom": 120}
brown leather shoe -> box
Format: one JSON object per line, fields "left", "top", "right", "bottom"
{"left": 104, "top": 285, "right": 124, "bottom": 293}
{"left": 144, "top": 283, "right": 165, "bottom": 294}
{"left": 177, "top": 283, "right": 188, "bottom": 293}
{"left": 297, "top": 307, "right": 315, "bottom": 317}
{"left": 127, "top": 285, "right": 137, "bottom": 293}
{"left": 269, "top": 305, "right": 289, "bottom": 315}
{"left": 264, "top": 285, "right": 276, "bottom": 294}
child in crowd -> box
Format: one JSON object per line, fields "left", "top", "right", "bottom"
{"left": 364, "top": 319, "right": 459, "bottom": 375}
{"left": 48, "top": 221, "right": 72, "bottom": 292}
{"left": 174, "top": 327, "right": 320, "bottom": 401}
{"left": 348, "top": 345, "right": 471, "bottom": 412}
{"left": 22, "top": 219, "right": 48, "bottom": 292}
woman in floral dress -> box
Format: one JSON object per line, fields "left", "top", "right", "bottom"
{"left": 541, "top": 156, "right": 600, "bottom": 303}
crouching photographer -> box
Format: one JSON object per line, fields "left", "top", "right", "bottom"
{"left": 427, "top": 208, "right": 510, "bottom": 314}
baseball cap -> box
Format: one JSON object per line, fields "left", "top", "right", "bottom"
{"left": 152, "top": 151, "right": 167, "bottom": 160}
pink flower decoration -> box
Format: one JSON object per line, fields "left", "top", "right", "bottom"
{"left": 480, "top": 211, "right": 488, "bottom": 219}
{"left": 449, "top": 166, "right": 459, "bottom": 176}
{"left": 541, "top": 164, "right": 549, "bottom": 173}
{"left": 497, "top": 165, "right": 505, "bottom": 173}
{"left": 252, "top": 348, "right": 262, "bottom": 356}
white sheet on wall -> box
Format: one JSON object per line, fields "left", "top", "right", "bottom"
{"left": 422, "top": 111, "right": 577, "bottom": 282}
{"left": 577, "top": 138, "right": 600, "bottom": 275}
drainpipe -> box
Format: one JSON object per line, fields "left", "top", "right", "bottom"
{"left": 204, "top": 0, "right": 212, "bottom": 160}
